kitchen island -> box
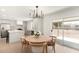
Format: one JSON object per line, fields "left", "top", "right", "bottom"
{"left": 8, "top": 30, "right": 24, "bottom": 43}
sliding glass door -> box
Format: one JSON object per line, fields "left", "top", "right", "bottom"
{"left": 53, "top": 19, "right": 79, "bottom": 49}
{"left": 53, "top": 21, "right": 64, "bottom": 44}
{"left": 63, "top": 20, "right": 79, "bottom": 49}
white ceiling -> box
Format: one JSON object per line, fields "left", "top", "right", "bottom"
{"left": 0, "top": 6, "right": 69, "bottom": 21}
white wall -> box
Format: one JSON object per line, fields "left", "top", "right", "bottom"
{"left": 23, "top": 18, "right": 43, "bottom": 35}
{"left": 43, "top": 16, "right": 53, "bottom": 35}
{"left": 27, "top": 20, "right": 33, "bottom": 30}
{"left": 43, "top": 7, "right": 79, "bottom": 35}
{"left": 32, "top": 18, "right": 43, "bottom": 34}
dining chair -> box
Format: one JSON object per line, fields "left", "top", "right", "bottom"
{"left": 47, "top": 36, "right": 57, "bottom": 53}
{"left": 29, "top": 42, "right": 47, "bottom": 53}
{"left": 21, "top": 37, "right": 29, "bottom": 49}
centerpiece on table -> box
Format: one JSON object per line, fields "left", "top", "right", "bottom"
{"left": 34, "top": 32, "right": 40, "bottom": 38}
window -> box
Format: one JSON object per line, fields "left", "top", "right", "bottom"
{"left": 53, "top": 18, "right": 79, "bottom": 49}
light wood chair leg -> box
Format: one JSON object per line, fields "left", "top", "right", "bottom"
{"left": 43, "top": 45, "right": 47, "bottom": 53}
{"left": 22, "top": 44, "right": 26, "bottom": 50}
{"left": 52, "top": 45, "right": 55, "bottom": 53}
{"left": 43, "top": 46, "right": 45, "bottom": 53}
{"left": 46, "top": 45, "right": 48, "bottom": 53}
{"left": 21, "top": 44, "right": 24, "bottom": 51}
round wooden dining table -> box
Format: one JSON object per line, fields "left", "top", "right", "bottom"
{"left": 22, "top": 35, "right": 52, "bottom": 53}
{"left": 22, "top": 35, "right": 52, "bottom": 43}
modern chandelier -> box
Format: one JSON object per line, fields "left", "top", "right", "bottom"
{"left": 32, "top": 6, "right": 44, "bottom": 18}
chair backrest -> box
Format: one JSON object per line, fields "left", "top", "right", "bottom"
{"left": 29, "top": 42, "right": 47, "bottom": 47}
{"left": 50, "top": 36, "right": 57, "bottom": 44}
{"left": 21, "top": 37, "right": 26, "bottom": 43}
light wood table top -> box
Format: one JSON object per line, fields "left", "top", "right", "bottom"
{"left": 22, "top": 35, "right": 52, "bottom": 43}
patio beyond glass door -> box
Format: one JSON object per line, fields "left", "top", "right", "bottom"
{"left": 53, "top": 20, "right": 79, "bottom": 49}
{"left": 63, "top": 21, "right": 79, "bottom": 49}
